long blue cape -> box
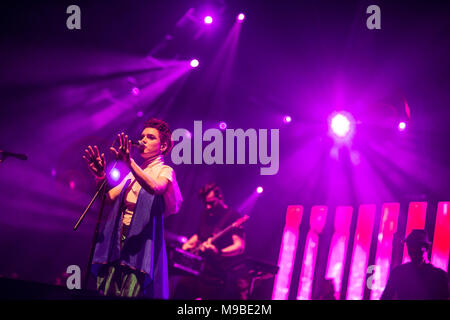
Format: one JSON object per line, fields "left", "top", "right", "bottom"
{"left": 91, "top": 180, "right": 169, "bottom": 299}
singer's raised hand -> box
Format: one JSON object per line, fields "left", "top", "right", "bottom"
{"left": 83, "top": 145, "right": 106, "bottom": 178}
{"left": 110, "top": 132, "right": 131, "bottom": 164}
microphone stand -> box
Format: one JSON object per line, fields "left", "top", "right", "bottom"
{"left": 73, "top": 138, "right": 139, "bottom": 290}
{"left": 74, "top": 150, "right": 119, "bottom": 290}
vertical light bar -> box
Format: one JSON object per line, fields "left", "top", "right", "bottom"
{"left": 272, "top": 205, "right": 304, "bottom": 300}
{"left": 370, "top": 203, "right": 400, "bottom": 300}
{"left": 325, "top": 206, "right": 353, "bottom": 299}
{"left": 296, "top": 206, "right": 328, "bottom": 300}
{"left": 402, "top": 202, "right": 427, "bottom": 263}
{"left": 431, "top": 202, "right": 450, "bottom": 272}
{"left": 347, "top": 204, "right": 376, "bottom": 300}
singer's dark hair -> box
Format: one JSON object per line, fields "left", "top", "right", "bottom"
{"left": 198, "top": 182, "right": 224, "bottom": 201}
{"left": 144, "top": 118, "right": 173, "bottom": 155}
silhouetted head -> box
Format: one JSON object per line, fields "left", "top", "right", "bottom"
{"left": 318, "top": 278, "right": 336, "bottom": 300}
{"left": 405, "top": 229, "right": 431, "bottom": 265}
{"left": 198, "top": 183, "right": 225, "bottom": 212}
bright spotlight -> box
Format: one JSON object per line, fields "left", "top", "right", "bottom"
{"left": 330, "top": 113, "right": 352, "bottom": 138}
{"left": 283, "top": 115, "right": 292, "bottom": 123}
{"left": 237, "top": 13, "right": 245, "bottom": 21}
{"left": 110, "top": 168, "right": 121, "bottom": 182}
{"left": 256, "top": 186, "right": 263, "bottom": 194}
{"left": 204, "top": 16, "right": 213, "bottom": 24}
{"left": 398, "top": 121, "right": 406, "bottom": 131}
{"left": 190, "top": 59, "right": 199, "bottom": 68}
{"left": 219, "top": 121, "right": 227, "bottom": 130}
{"left": 131, "top": 87, "right": 140, "bottom": 96}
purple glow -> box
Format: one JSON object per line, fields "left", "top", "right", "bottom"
{"left": 51, "top": 168, "right": 56, "bottom": 177}
{"left": 237, "top": 13, "right": 245, "bottom": 21}
{"left": 398, "top": 121, "right": 406, "bottom": 131}
{"left": 331, "top": 113, "right": 351, "bottom": 137}
{"left": 204, "top": 16, "right": 213, "bottom": 24}
{"left": 256, "top": 186, "right": 263, "bottom": 194}
{"left": 137, "top": 111, "right": 143, "bottom": 118}
{"left": 131, "top": 87, "right": 140, "bottom": 96}
{"left": 219, "top": 121, "right": 227, "bottom": 130}
{"left": 190, "top": 59, "right": 199, "bottom": 68}
{"left": 110, "top": 168, "right": 120, "bottom": 181}
{"left": 69, "top": 181, "right": 75, "bottom": 189}
{"left": 283, "top": 115, "right": 292, "bottom": 123}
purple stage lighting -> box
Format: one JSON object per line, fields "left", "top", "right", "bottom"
{"left": 110, "top": 168, "right": 121, "bottom": 182}
{"left": 237, "top": 13, "right": 245, "bottom": 21}
{"left": 204, "top": 16, "right": 213, "bottom": 24}
{"left": 283, "top": 115, "right": 292, "bottom": 123}
{"left": 256, "top": 186, "right": 263, "bottom": 194}
{"left": 398, "top": 121, "right": 406, "bottom": 131}
{"left": 137, "top": 111, "right": 144, "bottom": 118}
{"left": 330, "top": 113, "right": 352, "bottom": 138}
{"left": 131, "top": 87, "right": 140, "bottom": 96}
{"left": 190, "top": 59, "right": 199, "bottom": 68}
{"left": 219, "top": 121, "right": 227, "bottom": 130}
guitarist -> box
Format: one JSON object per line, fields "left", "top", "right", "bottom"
{"left": 175, "top": 183, "right": 246, "bottom": 299}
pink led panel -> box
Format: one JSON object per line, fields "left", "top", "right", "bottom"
{"left": 431, "top": 202, "right": 450, "bottom": 272}
{"left": 325, "top": 206, "right": 353, "bottom": 299}
{"left": 272, "top": 205, "right": 303, "bottom": 300}
{"left": 297, "top": 206, "right": 328, "bottom": 300}
{"left": 346, "top": 204, "right": 376, "bottom": 300}
{"left": 402, "top": 202, "right": 427, "bottom": 263}
{"left": 370, "top": 203, "right": 400, "bottom": 300}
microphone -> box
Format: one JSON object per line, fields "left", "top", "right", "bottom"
{"left": 111, "top": 138, "right": 144, "bottom": 148}
{"left": 0, "top": 150, "right": 28, "bottom": 161}
{"left": 131, "top": 140, "right": 145, "bottom": 147}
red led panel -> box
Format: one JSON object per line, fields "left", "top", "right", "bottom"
{"left": 370, "top": 203, "right": 400, "bottom": 300}
{"left": 402, "top": 202, "right": 427, "bottom": 263}
{"left": 431, "top": 202, "right": 450, "bottom": 272}
{"left": 325, "top": 206, "right": 353, "bottom": 299}
{"left": 297, "top": 206, "right": 328, "bottom": 300}
{"left": 347, "top": 204, "right": 376, "bottom": 300}
{"left": 272, "top": 205, "right": 304, "bottom": 300}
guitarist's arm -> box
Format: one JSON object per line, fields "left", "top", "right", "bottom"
{"left": 220, "top": 234, "right": 245, "bottom": 257}
{"left": 182, "top": 234, "right": 199, "bottom": 251}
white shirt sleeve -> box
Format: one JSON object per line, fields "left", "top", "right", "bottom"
{"left": 159, "top": 165, "right": 183, "bottom": 217}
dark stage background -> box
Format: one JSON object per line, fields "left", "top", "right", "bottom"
{"left": 0, "top": 0, "right": 449, "bottom": 298}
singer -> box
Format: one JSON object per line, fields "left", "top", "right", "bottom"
{"left": 83, "top": 118, "right": 183, "bottom": 298}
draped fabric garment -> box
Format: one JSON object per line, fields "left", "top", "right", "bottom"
{"left": 91, "top": 180, "right": 170, "bottom": 299}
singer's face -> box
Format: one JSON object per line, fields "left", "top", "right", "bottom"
{"left": 139, "top": 127, "right": 165, "bottom": 159}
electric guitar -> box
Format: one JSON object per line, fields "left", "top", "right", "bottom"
{"left": 189, "top": 215, "right": 249, "bottom": 255}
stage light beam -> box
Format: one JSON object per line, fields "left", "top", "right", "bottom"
{"left": 219, "top": 121, "right": 227, "bottom": 130}
{"left": 110, "top": 168, "right": 121, "bottom": 182}
{"left": 331, "top": 113, "right": 351, "bottom": 138}
{"left": 190, "top": 59, "right": 199, "bottom": 68}
{"left": 204, "top": 16, "right": 213, "bottom": 24}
